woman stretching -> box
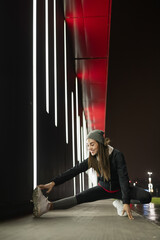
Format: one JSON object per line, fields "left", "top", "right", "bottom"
{"left": 32, "top": 129, "right": 151, "bottom": 220}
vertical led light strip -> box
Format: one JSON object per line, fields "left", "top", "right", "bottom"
{"left": 64, "top": 20, "right": 68, "bottom": 143}
{"left": 71, "top": 92, "right": 76, "bottom": 195}
{"left": 45, "top": 0, "right": 49, "bottom": 113}
{"left": 78, "top": 116, "right": 81, "bottom": 162}
{"left": 75, "top": 77, "right": 80, "bottom": 161}
{"left": 81, "top": 126, "right": 85, "bottom": 191}
{"left": 54, "top": 0, "right": 57, "bottom": 126}
{"left": 83, "top": 112, "right": 88, "bottom": 188}
{"left": 75, "top": 77, "right": 82, "bottom": 192}
{"left": 83, "top": 111, "right": 88, "bottom": 159}
{"left": 78, "top": 116, "right": 82, "bottom": 192}
{"left": 33, "top": 0, "right": 37, "bottom": 189}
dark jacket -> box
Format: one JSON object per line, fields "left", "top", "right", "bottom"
{"left": 53, "top": 149, "right": 130, "bottom": 204}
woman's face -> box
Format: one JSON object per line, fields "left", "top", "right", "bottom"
{"left": 87, "top": 138, "right": 99, "bottom": 156}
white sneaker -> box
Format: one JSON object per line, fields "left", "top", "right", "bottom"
{"left": 113, "top": 200, "right": 127, "bottom": 217}
{"left": 32, "top": 187, "right": 50, "bottom": 217}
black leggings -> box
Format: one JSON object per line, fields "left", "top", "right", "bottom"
{"left": 52, "top": 185, "right": 152, "bottom": 209}
{"left": 76, "top": 185, "right": 152, "bottom": 204}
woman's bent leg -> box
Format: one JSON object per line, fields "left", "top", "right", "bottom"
{"left": 129, "top": 186, "right": 152, "bottom": 204}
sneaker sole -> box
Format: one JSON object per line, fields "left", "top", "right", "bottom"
{"left": 32, "top": 187, "right": 40, "bottom": 217}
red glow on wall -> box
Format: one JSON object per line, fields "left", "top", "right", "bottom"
{"left": 65, "top": 0, "right": 112, "bottom": 131}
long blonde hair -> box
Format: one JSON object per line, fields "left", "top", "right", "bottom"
{"left": 88, "top": 138, "right": 111, "bottom": 181}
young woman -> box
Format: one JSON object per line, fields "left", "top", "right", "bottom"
{"left": 32, "top": 129, "right": 152, "bottom": 220}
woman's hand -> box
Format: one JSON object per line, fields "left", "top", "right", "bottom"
{"left": 38, "top": 181, "right": 55, "bottom": 194}
{"left": 123, "top": 204, "right": 134, "bottom": 220}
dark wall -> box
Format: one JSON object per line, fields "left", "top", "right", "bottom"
{"left": 1, "top": 0, "right": 33, "bottom": 218}
{"left": 37, "top": 0, "right": 77, "bottom": 201}
{"left": 1, "top": 0, "right": 83, "bottom": 219}
{"left": 106, "top": 0, "right": 160, "bottom": 184}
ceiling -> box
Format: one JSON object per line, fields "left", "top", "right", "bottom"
{"left": 64, "top": 0, "right": 112, "bottom": 131}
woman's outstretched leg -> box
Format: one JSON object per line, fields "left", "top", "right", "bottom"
{"left": 51, "top": 196, "right": 77, "bottom": 209}
{"left": 52, "top": 185, "right": 112, "bottom": 210}
{"left": 33, "top": 186, "right": 114, "bottom": 217}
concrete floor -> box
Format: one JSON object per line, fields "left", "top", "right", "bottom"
{"left": 0, "top": 199, "right": 160, "bottom": 240}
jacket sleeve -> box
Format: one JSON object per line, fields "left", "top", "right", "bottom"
{"left": 52, "top": 158, "right": 89, "bottom": 186}
{"left": 115, "top": 152, "right": 130, "bottom": 204}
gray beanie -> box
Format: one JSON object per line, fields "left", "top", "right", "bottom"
{"left": 87, "top": 130, "right": 104, "bottom": 145}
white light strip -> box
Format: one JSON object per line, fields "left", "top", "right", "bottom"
{"left": 54, "top": 0, "right": 57, "bottom": 126}
{"left": 83, "top": 111, "right": 92, "bottom": 188}
{"left": 78, "top": 116, "right": 82, "bottom": 192}
{"left": 75, "top": 77, "right": 80, "bottom": 161}
{"left": 45, "top": 0, "right": 49, "bottom": 113}
{"left": 64, "top": 20, "right": 68, "bottom": 143}
{"left": 33, "top": 0, "right": 37, "bottom": 189}
{"left": 78, "top": 116, "right": 81, "bottom": 162}
{"left": 71, "top": 92, "right": 76, "bottom": 195}
{"left": 75, "top": 78, "right": 82, "bottom": 192}
{"left": 82, "top": 169, "right": 85, "bottom": 192}
{"left": 81, "top": 126, "right": 85, "bottom": 191}
{"left": 83, "top": 111, "right": 88, "bottom": 159}
{"left": 81, "top": 126, "right": 84, "bottom": 161}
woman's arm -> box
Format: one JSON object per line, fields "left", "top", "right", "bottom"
{"left": 115, "top": 151, "right": 134, "bottom": 219}
{"left": 115, "top": 151, "right": 130, "bottom": 204}
{"left": 38, "top": 159, "right": 89, "bottom": 193}
{"left": 52, "top": 158, "right": 89, "bottom": 186}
